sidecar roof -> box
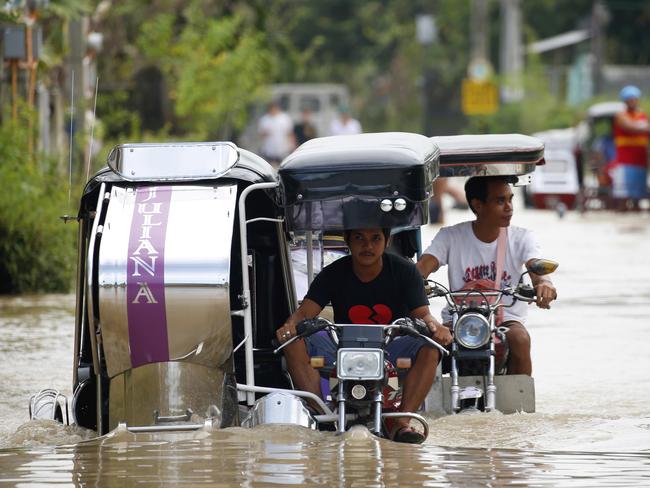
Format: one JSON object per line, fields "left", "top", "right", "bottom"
{"left": 432, "top": 134, "right": 545, "bottom": 178}
{"left": 83, "top": 143, "right": 276, "bottom": 197}
{"left": 278, "top": 132, "right": 439, "bottom": 206}
{"left": 587, "top": 101, "right": 624, "bottom": 119}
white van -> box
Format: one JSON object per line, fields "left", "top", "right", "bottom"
{"left": 238, "top": 83, "right": 350, "bottom": 155}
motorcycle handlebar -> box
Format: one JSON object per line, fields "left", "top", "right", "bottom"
{"left": 427, "top": 278, "right": 540, "bottom": 307}
{"left": 391, "top": 318, "right": 449, "bottom": 356}
{"left": 516, "top": 284, "right": 536, "bottom": 299}
{"left": 295, "top": 318, "right": 332, "bottom": 336}
{"left": 273, "top": 318, "right": 334, "bottom": 355}
{"left": 274, "top": 317, "right": 449, "bottom": 356}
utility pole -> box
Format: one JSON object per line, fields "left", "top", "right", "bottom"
{"left": 590, "top": 0, "right": 610, "bottom": 96}
{"left": 470, "top": 0, "right": 489, "bottom": 65}
{"left": 499, "top": 0, "right": 524, "bottom": 102}
{"left": 67, "top": 18, "right": 85, "bottom": 178}
{"left": 416, "top": 14, "right": 437, "bottom": 137}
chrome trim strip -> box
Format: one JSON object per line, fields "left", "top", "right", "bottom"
{"left": 124, "top": 423, "right": 209, "bottom": 433}
{"left": 86, "top": 182, "right": 108, "bottom": 433}
{"left": 72, "top": 219, "right": 86, "bottom": 388}
{"left": 246, "top": 217, "right": 283, "bottom": 224}
{"left": 276, "top": 220, "right": 297, "bottom": 313}
{"left": 86, "top": 183, "right": 106, "bottom": 377}
{"left": 306, "top": 231, "right": 314, "bottom": 286}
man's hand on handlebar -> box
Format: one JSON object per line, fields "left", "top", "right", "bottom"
{"left": 276, "top": 319, "right": 299, "bottom": 344}
{"left": 533, "top": 279, "right": 557, "bottom": 309}
{"left": 425, "top": 318, "right": 452, "bottom": 346}
{"left": 276, "top": 298, "right": 324, "bottom": 345}
{"left": 411, "top": 305, "right": 452, "bottom": 346}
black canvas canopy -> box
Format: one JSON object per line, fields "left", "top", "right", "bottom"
{"left": 278, "top": 132, "right": 439, "bottom": 231}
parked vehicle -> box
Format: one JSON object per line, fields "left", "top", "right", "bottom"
{"left": 529, "top": 128, "right": 582, "bottom": 213}
{"left": 425, "top": 259, "right": 557, "bottom": 413}
{"left": 580, "top": 101, "right": 626, "bottom": 210}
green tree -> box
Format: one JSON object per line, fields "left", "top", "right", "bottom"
{"left": 0, "top": 110, "right": 77, "bottom": 293}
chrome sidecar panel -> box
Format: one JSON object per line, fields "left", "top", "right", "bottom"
{"left": 108, "top": 362, "right": 231, "bottom": 431}
{"left": 97, "top": 184, "right": 237, "bottom": 378}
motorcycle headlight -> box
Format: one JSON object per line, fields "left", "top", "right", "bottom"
{"left": 455, "top": 313, "right": 490, "bottom": 349}
{"left": 336, "top": 349, "right": 383, "bottom": 380}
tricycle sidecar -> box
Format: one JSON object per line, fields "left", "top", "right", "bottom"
{"left": 426, "top": 134, "right": 545, "bottom": 415}
{"left": 35, "top": 142, "right": 296, "bottom": 435}
{"left": 30, "top": 133, "right": 441, "bottom": 437}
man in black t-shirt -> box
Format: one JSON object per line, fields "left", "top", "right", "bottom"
{"left": 277, "top": 228, "right": 452, "bottom": 443}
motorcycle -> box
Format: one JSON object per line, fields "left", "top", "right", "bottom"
{"left": 258, "top": 317, "right": 447, "bottom": 440}
{"left": 426, "top": 259, "right": 558, "bottom": 414}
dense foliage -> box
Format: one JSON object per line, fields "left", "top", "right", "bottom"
{"left": 0, "top": 113, "right": 77, "bottom": 294}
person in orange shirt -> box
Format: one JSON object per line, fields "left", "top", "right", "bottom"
{"left": 612, "top": 85, "right": 650, "bottom": 210}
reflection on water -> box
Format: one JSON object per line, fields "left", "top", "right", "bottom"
{"left": 1, "top": 208, "right": 650, "bottom": 484}
{"left": 1, "top": 425, "right": 649, "bottom": 486}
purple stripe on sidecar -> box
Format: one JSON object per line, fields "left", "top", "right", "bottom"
{"left": 126, "top": 186, "right": 172, "bottom": 368}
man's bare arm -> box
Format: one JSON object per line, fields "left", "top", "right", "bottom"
{"left": 416, "top": 254, "right": 441, "bottom": 278}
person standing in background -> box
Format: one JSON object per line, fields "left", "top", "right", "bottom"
{"left": 330, "top": 105, "right": 362, "bottom": 136}
{"left": 258, "top": 101, "right": 296, "bottom": 168}
{"left": 293, "top": 108, "right": 318, "bottom": 146}
{"left": 612, "top": 85, "right": 649, "bottom": 211}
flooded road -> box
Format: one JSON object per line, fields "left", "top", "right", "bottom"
{"left": 1, "top": 206, "right": 649, "bottom": 485}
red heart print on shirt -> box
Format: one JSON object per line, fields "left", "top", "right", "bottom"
{"left": 348, "top": 304, "right": 393, "bottom": 324}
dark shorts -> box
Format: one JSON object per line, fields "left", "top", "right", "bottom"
{"left": 305, "top": 330, "right": 428, "bottom": 368}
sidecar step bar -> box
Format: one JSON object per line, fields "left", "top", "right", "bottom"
{"left": 117, "top": 419, "right": 214, "bottom": 433}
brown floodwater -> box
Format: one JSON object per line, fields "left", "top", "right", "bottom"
{"left": 1, "top": 206, "right": 649, "bottom": 485}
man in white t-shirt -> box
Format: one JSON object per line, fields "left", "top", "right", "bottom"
{"left": 329, "top": 105, "right": 362, "bottom": 136}
{"left": 258, "top": 101, "right": 296, "bottom": 167}
{"left": 416, "top": 176, "right": 557, "bottom": 375}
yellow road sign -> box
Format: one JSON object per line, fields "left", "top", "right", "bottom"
{"left": 462, "top": 79, "right": 498, "bottom": 115}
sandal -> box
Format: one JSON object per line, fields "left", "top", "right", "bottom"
{"left": 392, "top": 425, "right": 425, "bottom": 444}
{"left": 384, "top": 418, "right": 426, "bottom": 444}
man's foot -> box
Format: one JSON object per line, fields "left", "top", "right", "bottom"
{"left": 391, "top": 425, "right": 425, "bottom": 444}
{"left": 385, "top": 418, "right": 426, "bottom": 444}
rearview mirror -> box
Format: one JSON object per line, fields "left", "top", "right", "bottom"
{"left": 526, "top": 259, "right": 558, "bottom": 276}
